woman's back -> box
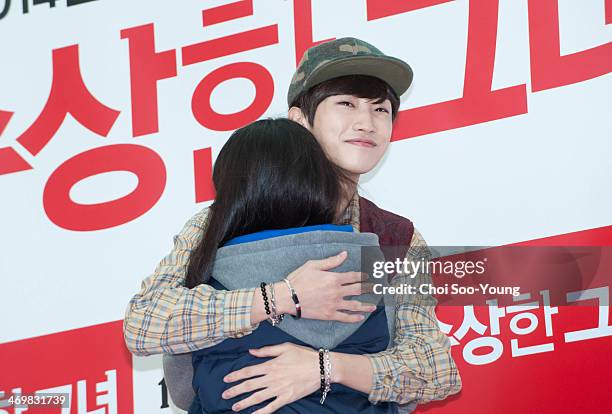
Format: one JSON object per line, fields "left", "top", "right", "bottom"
{"left": 190, "top": 225, "right": 395, "bottom": 414}
{"left": 182, "top": 119, "right": 396, "bottom": 413}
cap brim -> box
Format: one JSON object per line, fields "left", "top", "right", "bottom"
{"left": 304, "top": 55, "right": 413, "bottom": 98}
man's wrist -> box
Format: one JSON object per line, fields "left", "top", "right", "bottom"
{"left": 329, "top": 352, "right": 345, "bottom": 384}
{"left": 273, "top": 281, "right": 296, "bottom": 316}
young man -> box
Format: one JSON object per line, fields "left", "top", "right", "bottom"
{"left": 124, "top": 38, "right": 461, "bottom": 413}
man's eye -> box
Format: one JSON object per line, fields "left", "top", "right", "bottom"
{"left": 376, "top": 107, "right": 390, "bottom": 113}
{"left": 338, "top": 101, "right": 354, "bottom": 107}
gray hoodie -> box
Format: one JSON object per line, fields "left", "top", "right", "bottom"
{"left": 164, "top": 230, "right": 416, "bottom": 413}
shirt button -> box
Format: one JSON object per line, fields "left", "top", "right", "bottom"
{"left": 383, "top": 375, "right": 392, "bottom": 385}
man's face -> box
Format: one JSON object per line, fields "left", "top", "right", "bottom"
{"left": 308, "top": 94, "right": 393, "bottom": 178}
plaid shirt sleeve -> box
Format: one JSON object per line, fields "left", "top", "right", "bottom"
{"left": 364, "top": 228, "right": 462, "bottom": 405}
{"left": 123, "top": 208, "right": 259, "bottom": 356}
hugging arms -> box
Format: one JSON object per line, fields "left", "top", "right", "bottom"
{"left": 123, "top": 37, "right": 461, "bottom": 413}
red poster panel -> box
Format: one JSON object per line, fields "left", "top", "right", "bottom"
{"left": 0, "top": 321, "right": 133, "bottom": 414}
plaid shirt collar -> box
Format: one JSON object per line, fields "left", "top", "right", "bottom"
{"left": 341, "top": 191, "right": 360, "bottom": 231}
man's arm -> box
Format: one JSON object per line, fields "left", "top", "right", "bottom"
{"left": 123, "top": 208, "right": 260, "bottom": 356}
{"left": 363, "top": 228, "right": 462, "bottom": 404}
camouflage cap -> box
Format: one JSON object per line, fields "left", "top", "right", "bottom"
{"left": 287, "top": 37, "right": 413, "bottom": 106}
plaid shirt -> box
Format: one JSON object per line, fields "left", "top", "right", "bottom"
{"left": 123, "top": 193, "right": 461, "bottom": 405}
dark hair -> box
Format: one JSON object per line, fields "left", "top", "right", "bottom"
{"left": 185, "top": 118, "right": 351, "bottom": 288}
{"left": 290, "top": 75, "right": 400, "bottom": 126}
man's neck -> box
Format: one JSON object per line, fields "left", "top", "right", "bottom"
{"left": 335, "top": 178, "right": 359, "bottom": 223}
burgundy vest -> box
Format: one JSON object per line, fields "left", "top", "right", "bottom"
{"left": 359, "top": 196, "right": 415, "bottom": 266}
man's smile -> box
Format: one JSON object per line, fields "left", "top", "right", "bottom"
{"left": 344, "top": 138, "right": 377, "bottom": 148}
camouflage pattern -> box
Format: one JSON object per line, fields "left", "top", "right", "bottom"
{"left": 287, "top": 37, "right": 413, "bottom": 105}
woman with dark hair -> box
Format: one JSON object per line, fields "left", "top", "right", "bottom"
{"left": 183, "top": 118, "right": 398, "bottom": 413}
{"left": 185, "top": 117, "right": 350, "bottom": 290}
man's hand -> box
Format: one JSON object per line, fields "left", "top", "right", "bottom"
{"left": 278, "top": 251, "right": 377, "bottom": 322}
{"left": 221, "top": 343, "right": 320, "bottom": 413}
{"left": 249, "top": 251, "right": 376, "bottom": 328}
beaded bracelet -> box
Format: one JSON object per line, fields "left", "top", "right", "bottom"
{"left": 318, "top": 348, "right": 332, "bottom": 404}
{"left": 259, "top": 282, "right": 283, "bottom": 326}
{"left": 259, "top": 282, "right": 271, "bottom": 315}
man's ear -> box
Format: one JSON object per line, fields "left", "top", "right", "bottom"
{"left": 288, "top": 106, "right": 311, "bottom": 130}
